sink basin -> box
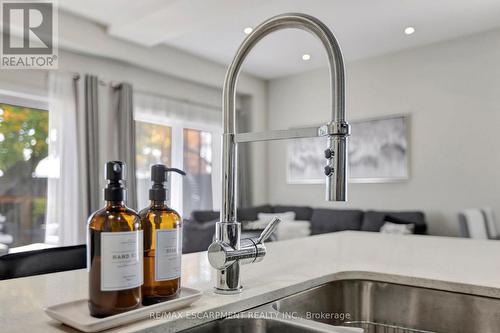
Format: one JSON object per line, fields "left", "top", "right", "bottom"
{"left": 180, "top": 317, "right": 353, "bottom": 333}
{"left": 272, "top": 279, "right": 500, "bottom": 333}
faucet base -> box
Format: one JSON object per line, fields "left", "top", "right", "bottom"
{"left": 213, "top": 286, "right": 243, "bottom": 295}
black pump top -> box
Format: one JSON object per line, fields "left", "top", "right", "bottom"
{"left": 149, "top": 164, "right": 186, "bottom": 202}
{"left": 104, "top": 161, "right": 127, "bottom": 202}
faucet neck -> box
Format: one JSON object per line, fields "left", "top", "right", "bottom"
{"left": 220, "top": 13, "right": 347, "bottom": 222}
{"left": 222, "top": 13, "right": 346, "bottom": 134}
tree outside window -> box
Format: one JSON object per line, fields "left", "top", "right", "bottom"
{"left": 0, "top": 103, "right": 49, "bottom": 247}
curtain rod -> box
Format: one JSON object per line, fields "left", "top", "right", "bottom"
{"left": 71, "top": 72, "right": 222, "bottom": 111}
{"left": 72, "top": 73, "right": 119, "bottom": 88}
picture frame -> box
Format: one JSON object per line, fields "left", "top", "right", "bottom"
{"left": 287, "top": 114, "right": 410, "bottom": 184}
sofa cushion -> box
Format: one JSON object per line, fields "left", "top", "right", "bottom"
{"left": 361, "top": 211, "right": 426, "bottom": 234}
{"left": 191, "top": 205, "right": 274, "bottom": 223}
{"left": 237, "top": 205, "right": 273, "bottom": 222}
{"left": 191, "top": 210, "right": 219, "bottom": 223}
{"left": 310, "top": 209, "right": 364, "bottom": 235}
{"left": 272, "top": 205, "right": 313, "bottom": 220}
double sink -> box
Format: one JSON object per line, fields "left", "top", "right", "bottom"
{"left": 182, "top": 278, "right": 500, "bottom": 333}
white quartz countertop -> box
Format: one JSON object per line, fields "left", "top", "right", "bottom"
{"left": 2, "top": 231, "right": 500, "bottom": 333}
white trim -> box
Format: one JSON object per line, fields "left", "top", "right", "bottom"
{"left": 134, "top": 111, "right": 221, "bottom": 133}
{"left": 0, "top": 89, "right": 48, "bottom": 110}
{"left": 170, "top": 124, "right": 183, "bottom": 215}
{"left": 211, "top": 131, "right": 222, "bottom": 211}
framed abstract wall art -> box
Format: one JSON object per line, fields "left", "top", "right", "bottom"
{"left": 287, "top": 114, "right": 410, "bottom": 184}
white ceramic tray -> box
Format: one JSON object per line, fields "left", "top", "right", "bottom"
{"left": 44, "top": 287, "right": 202, "bottom": 332}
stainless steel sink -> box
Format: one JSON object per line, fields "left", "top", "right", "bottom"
{"left": 181, "top": 278, "right": 500, "bottom": 333}
{"left": 180, "top": 317, "right": 356, "bottom": 333}
{"left": 272, "top": 279, "right": 500, "bottom": 333}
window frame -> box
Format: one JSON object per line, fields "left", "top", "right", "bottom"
{"left": 0, "top": 89, "right": 48, "bottom": 111}
{"left": 0, "top": 91, "right": 50, "bottom": 251}
{"left": 134, "top": 113, "right": 222, "bottom": 217}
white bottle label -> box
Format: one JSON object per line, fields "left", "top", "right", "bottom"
{"left": 155, "top": 228, "right": 182, "bottom": 281}
{"left": 101, "top": 230, "right": 143, "bottom": 291}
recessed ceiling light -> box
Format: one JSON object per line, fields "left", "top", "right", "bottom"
{"left": 244, "top": 27, "right": 253, "bottom": 35}
{"left": 404, "top": 26, "right": 415, "bottom": 35}
{"left": 302, "top": 54, "right": 311, "bottom": 61}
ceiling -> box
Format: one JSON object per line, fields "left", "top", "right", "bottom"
{"left": 59, "top": 0, "right": 500, "bottom": 79}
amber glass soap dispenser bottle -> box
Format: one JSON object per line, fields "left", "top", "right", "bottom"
{"left": 87, "top": 161, "right": 143, "bottom": 317}
{"left": 140, "top": 164, "right": 185, "bottom": 305}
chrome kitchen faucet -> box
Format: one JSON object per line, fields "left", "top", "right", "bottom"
{"left": 207, "top": 13, "right": 350, "bottom": 294}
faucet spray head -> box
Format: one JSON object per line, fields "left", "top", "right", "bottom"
{"left": 325, "top": 135, "right": 348, "bottom": 201}
{"left": 321, "top": 121, "right": 350, "bottom": 201}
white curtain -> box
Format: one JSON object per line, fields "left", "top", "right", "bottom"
{"left": 134, "top": 93, "right": 222, "bottom": 216}
{"left": 134, "top": 93, "right": 221, "bottom": 125}
{"left": 45, "top": 73, "right": 83, "bottom": 245}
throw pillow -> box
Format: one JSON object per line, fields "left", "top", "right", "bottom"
{"left": 380, "top": 221, "right": 415, "bottom": 235}
{"left": 244, "top": 212, "right": 296, "bottom": 231}
{"left": 257, "top": 211, "right": 296, "bottom": 221}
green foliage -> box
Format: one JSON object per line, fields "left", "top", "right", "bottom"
{"left": 32, "top": 197, "right": 47, "bottom": 226}
{"left": 0, "top": 103, "right": 48, "bottom": 173}
{"left": 135, "top": 120, "right": 172, "bottom": 172}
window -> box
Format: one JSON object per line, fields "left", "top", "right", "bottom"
{"left": 135, "top": 121, "right": 219, "bottom": 218}
{"left": 0, "top": 103, "right": 49, "bottom": 248}
{"left": 134, "top": 95, "right": 222, "bottom": 218}
{"left": 135, "top": 120, "right": 172, "bottom": 209}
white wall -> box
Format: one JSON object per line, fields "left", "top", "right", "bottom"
{"left": 0, "top": 50, "right": 224, "bottom": 108}
{"left": 267, "top": 28, "right": 500, "bottom": 236}
{"left": 0, "top": 10, "right": 270, "bottom": 207}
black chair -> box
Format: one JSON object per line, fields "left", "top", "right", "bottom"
{"left": 0, "top": 244, "right": 86, "bottom": 280}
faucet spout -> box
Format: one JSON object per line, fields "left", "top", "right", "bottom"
{"left": 222, "top": 13, "right": 349, "bottom": 222}
{"left": 210, "top": 13, "right": 350, "bottom": 294}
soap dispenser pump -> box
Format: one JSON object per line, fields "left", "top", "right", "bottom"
{"left": 139, "top": 164, "right": 186, "bottom": 305}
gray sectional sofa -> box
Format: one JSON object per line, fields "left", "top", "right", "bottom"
{"left": 182, "top": 205, "right": 426, "bottom": 254}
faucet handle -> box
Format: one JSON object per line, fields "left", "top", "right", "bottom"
{"left": 257, "top": 217, "right": 281, "bottom": 244}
